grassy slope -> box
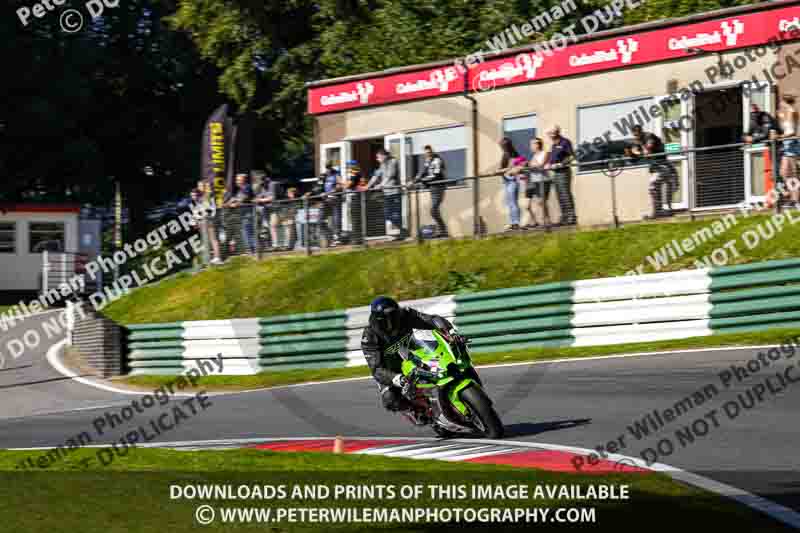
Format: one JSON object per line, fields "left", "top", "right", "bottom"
{"left": 119, "top": 326, "right": 800, "bottom": 391}
{"left": 0, "top": 448, "right": 790, "bottom": 532}
{"left": 105, "top": 213, "right": 800, "bottom": 324}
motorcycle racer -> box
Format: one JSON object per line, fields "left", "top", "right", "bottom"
{"left": 361, "top": 296, "right": 455, "bottom": 416}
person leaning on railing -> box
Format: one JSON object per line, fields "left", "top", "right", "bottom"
{"left": 498, "top": 137, "right": 522, "bottom": 231}
{"left": 193, "top": 181, "right": 222, "bottom": 265}
{"left": 367, "top": 148, "right": 406, "bottom": 241}
{"left": 346, "top": 160, "right": 365, "bottom": 244}
{"left": 521, "top": 137, "right": 551, "bottom": 229}
{"left": 413, "top": 145, "right": 449, "bottom": 238}
{"left": 630, "top": 125, "right": 676, "bottom": 219}
{"left": 321, "top": 163, "right": 343, "bottom": 247}
{"left": 255, "top": 175, "right": 281, "bottom": 251}
{"left": 544, "top": 125, "right": 577, "bottom": 226}
{"left": 224, "top": 173, "right": 256, "bottom": 256}
{"left": 744, "top": 104, "right": 780, "bottom": 207}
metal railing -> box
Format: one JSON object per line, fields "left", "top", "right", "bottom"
{"left": 41, "top": 251, "right": 97, "bottom": 302}
{"left": 190, "top": 138, "right": 798, "bottom": 266}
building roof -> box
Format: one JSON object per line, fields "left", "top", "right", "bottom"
{"left": 306, "top": 0, "right": 798, "bottom": 88}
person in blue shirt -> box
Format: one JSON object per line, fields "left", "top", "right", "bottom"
{"left": 322, "top": 163, "right": 343, "bottom": 246}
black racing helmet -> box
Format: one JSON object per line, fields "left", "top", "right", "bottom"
{"left": 369, "top": 296, "right": 401, "bottom": 336}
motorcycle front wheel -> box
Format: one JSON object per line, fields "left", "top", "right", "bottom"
{"left": 460, "top": 385, "right": 504, "bottom": 439}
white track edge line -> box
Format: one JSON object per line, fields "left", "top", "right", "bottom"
{"left": 45, "top": 338, "right": 196, "bottom": 397}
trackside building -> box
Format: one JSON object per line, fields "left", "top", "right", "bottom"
{"left": 306, "top": 1, "right": 800, "bottom": 235}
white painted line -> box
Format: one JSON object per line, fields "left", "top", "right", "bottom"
{"left": 474, "top": 344, "right": 792, "bottom": 371}
{"left": 408, "top": 445, "right": 499, "bottom": 460}
{"left": 356, "top": 442, "right": 445, "bottom": 455}
{"left": 438, "top": 446, "right": 524, "bottom": 462}
{"left": 378, "top": 444, "right": 470, "bottom": 458}
{"left": 45, "top": 338, "right": 196, "bottom": 398}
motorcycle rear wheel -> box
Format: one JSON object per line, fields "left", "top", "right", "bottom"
{"left": 460, "top": 385, "right": 504, "bottom": 439}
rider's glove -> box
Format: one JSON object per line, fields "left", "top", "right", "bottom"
{"left": 393, "top": 374, "right": 416, "bottom": 400}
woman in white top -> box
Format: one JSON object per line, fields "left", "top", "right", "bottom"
{"left": 521, "top": 137, "right": 551, "bottom": 228}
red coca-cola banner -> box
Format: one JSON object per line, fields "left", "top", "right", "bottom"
{"left": 308, "top": 5, "right": 800, "bottom": 114}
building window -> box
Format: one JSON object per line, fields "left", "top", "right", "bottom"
{"left": 503, "top": 114, "right": 537, "bottom": 160}
{"left": 407, "top": 125, "right": 467, "bottom": 183}
{"left": 0, "top": 223, "right": 15, "bottom": 254}
{"left": 29, "top": 222, "right": 65, "bottom": 253}
{"left": 577, "top": 97, "right": 655, "bottom": 172}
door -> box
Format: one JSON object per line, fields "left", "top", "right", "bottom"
{"left": 654, "top": 94, "right": 690, "bottom": 210}
{"left": 320, "top": 142, "right": 351, "bottom": 234}
{"left": 743, "top": 82, "right": 775, "bottom": 206}
{"left": 384, "top": 134, "right": 412, "bottom": 236}
{"left": 692, "top": 86, "right": 744, "bottom": 208}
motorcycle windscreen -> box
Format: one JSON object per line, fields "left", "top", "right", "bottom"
{"left": 409, "top": 330, "right": 441, "bottom": 356}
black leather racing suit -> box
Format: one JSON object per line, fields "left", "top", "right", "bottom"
{"left": 361, "top": 308, "right": 453, "bottom": 411}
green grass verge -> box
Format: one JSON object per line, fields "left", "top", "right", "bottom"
{"left": 118, "top": 327, "right": 800, "bottom": 391}
{"left": 104, "top": 213, "right": 800, "bottom": 324}
{"left": 0, "top": 448, "right": 790, "bottom": 532}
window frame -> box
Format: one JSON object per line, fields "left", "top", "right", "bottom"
{"left": 0, "top": 222, "right": 16, "bottom": 254}
{"left": 502, "top": 112, "right": 538, "bottom": 161}
{"left": 575, "top": 96, "right": 655, "bottom": 174}
{"left": 28, "top": 221, "right": 65, "bottom": 254}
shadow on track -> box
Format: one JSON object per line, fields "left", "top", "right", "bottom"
{"left": 503, "top": 418, "right": 592, "bottom": 438}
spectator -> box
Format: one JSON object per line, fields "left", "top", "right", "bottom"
{"left": 499, "top": 137, "right": 520, "bottom": 172}
{"left": 368, "top": 148, "right": 405, "bottom": 241}
{"left": 521, "top": 137, "right": 551, "bottom": 228}
{"left": 744, "top": 104, "right": 780, "bottom": 206}
{"left": 502, "top": 155, "right": 526, "bottom": 230}
{"left": 322, "top": 163, "right": 343, "bottom": 247}
{"left": 195, "top": 181, "right": 222, "bottom": 265}
{"left": 281, "top": 187, "right": 299, "bottom": 251}
{"left": 745, "top": 103, "right": 779, "bottom": 144}
{"left": 630, "top": 125, "right": 677, "bottom": 219}
{"left": 347, "top": 160, "right": 364, "bottom": 243}
{"left": 498, "top": 138, "right": 521, "bottom": 231}
{"left": 778, "top": 92, "right": 800, "bottom": 207}
{"left": 255, "top": 175, "right": 280, "bottom": 251}
{"left": 544, "top": 125, "right": 577, "bottom": 226}
{"left": 414, "top": 145, "right": 448, "bottom": 238}
{"left": 225, "top": 173, "right": 256, "bottom": 255}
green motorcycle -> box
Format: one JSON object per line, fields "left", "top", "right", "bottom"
{"left": 398, "top": 329, "right": 504, "bottom": 439}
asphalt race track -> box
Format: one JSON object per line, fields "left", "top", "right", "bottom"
{"left": 1, "top": 313, "right": 799, "bottom": 517}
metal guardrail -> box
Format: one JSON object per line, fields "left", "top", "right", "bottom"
{"left": 41, "top": 251, "right": 97, "bottom": 302}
